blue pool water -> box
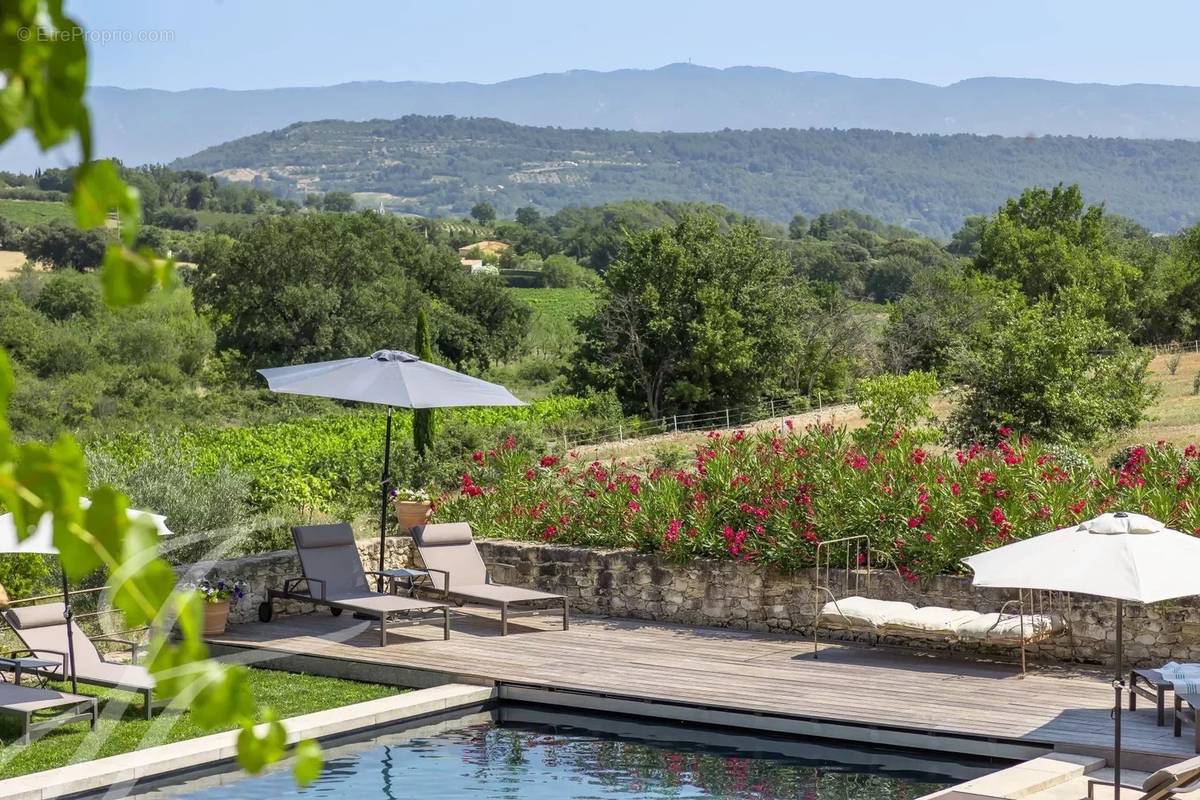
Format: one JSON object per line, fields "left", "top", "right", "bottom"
{"left": 132, "top": 707, "right": 994, "bottom": 800}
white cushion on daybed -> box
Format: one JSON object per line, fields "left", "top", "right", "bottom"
{"left": 819, "top": 596, "right": 916, "bottom": 629}
{"left": 884, "top": 606, "right": 983, "bottom": 636}
{"left": 957, "top": 612, "right": 1065, "bottom": 644}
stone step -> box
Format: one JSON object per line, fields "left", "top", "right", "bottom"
{"left": 928, "top": 753, "right": 1107, "bottom": 799}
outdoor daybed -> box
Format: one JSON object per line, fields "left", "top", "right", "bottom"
{"left": 259, "top": 523, "right": 450, "bottom": 645}
{"left": 817, "top": 596, "right": 1067, "bottom": 645}
{"left": 3, "top": 603, "right": 162, "bottom": 719}
{"left": 412, "top": 522, "right": 569, "bottom": 635}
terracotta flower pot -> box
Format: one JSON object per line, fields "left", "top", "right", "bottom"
{"left": 203, "top": 600, "right": 231, "bottom": 635}
{"left": 393, "top": 499, "right": 433, "bottom": 534}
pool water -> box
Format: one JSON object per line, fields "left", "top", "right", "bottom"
{"left": 133, "top": 707, "right": 994, "bottom": 800}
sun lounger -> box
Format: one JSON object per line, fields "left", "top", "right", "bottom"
{"left": 4, "top": 603, "right": 161, "bottom": 719}
{"left": 260, "top": 523, "right": 450, "bottom": 645}
{"left": 412, "top": 522, "right": 568, "bottom": 635}
{"left": 1087, "top": 753, "right": 1200, "bottom": 798}
{"left": 0, "top": 682, "right": 97, "bottom": 744}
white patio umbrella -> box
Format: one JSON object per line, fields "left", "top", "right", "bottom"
{"left": 963, "top": 511, "right": 1200, "bottom": 799}
{"left": 258, "top": 350, "right": 524, "bottom": 587}
{"left": 0, "top": 500, "right": 173, "bottom": 693}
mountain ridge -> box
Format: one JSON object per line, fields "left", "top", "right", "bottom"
{"left": 171, "top": 114, "right": 1200, "bottom": 237}
{"left": 4, "top": 63, "right": 1200, "bottom": 171}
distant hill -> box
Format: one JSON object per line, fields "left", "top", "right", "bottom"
{"left": 5, "top": 64, "right": 1200, "bottom": 170}
{"left": 172, "top": 116, "right": 1200, "bottom": 237}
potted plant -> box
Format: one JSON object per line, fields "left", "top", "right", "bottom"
{"left": 190, "top": 578, "right": 247, "bottom": 635}
{"left": 391, "top": 487, "right": 433, "bottom": 534}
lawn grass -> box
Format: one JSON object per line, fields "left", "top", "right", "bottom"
{"left": 0, "top": 198, "right": 74, "bottom": 226}
{"left": 0, "top": 668, "right": 399, "bottom": 779}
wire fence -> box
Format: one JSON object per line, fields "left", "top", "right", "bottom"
{"left": 558, "top": 389, "right": 854, "bottom": 451}
{"left": 1147, "top": 340, "right": 1200, "bottom": 356}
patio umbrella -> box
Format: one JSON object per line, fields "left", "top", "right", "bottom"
{"left": 0, "top": 501, "right": 173, "bottom": 694}
{"left": 258, "top": 350, "right": 524, "bottom": 588}
{"left": 962, "top": 511, "right": 1200, "bottom": 799}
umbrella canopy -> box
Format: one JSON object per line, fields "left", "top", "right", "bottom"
{"left": 258, "top": 350, "right": 525, "bottom": 588}
{"left": 963, "top": 511, "right": 1200, "bottom": 800}
{"left": 257, "top": 350, "right": 525, "bottom": 409}
{"left": 962, "top": 511, "right": 1200, "bottom": 604}
{"left": 0, "top": 501, "right": 173, "bottom": 554}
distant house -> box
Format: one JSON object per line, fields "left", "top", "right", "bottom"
{"left": 457, "top": 240, "right": 511, "bottom": 257}
{"left": 460, "top": 258, "right": 499, "bottom": 276}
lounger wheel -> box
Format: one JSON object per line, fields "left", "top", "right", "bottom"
{"left": 330, "top": 608, "right": 343, "bottom": 617}
{"left": 258, "top": 602, "right": 273, "bottom": 623}
{"left": 453, "top": 598, "right": 465, "bottom": 607}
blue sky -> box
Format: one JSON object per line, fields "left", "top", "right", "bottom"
{"left": 70, "top": 0, "right": 1200, "bottom": 90}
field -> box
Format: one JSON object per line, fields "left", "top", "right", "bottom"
{"left": 1107, "top": 350, "right": 1200, "bottom": 455}
{"left": 0, "top": 250, "right": 28, "bottom": 278}
{"left": 0, "top": 198, "right": 73, "bottom": 226}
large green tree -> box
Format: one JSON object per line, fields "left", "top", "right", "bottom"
{"left": 975, "top": 184, "right": 1140, "bottom": 330}
{"left": 192, "top": 213, "right": 528, "bottom": 370}
{"left": 573, "top": 216, "right": 803, "bottom": 417}
{"left": 948, "top": 296, "right": 1156, "bottom": 446}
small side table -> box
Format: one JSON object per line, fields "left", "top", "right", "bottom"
{"left": 0, "top": 656, "right": 59, "bottom": 688}
{"left": 376, "top": 568, "right": 432, "bottom": 598}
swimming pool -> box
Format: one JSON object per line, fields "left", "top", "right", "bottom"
{"left": 130, "top": 706, "right": 997, "bottom": 799}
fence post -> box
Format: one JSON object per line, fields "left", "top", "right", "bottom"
{"left": 673, "top": 415, "right": 678, "bottom": 433}
{"left": 769, "top": 398, "right": 775, "bottom": 417}
{"left": 618, "top": 423, "right": 624, "bottom": 441}
{"left": 816, "top": 390, "right": 822, "bottom": 410}
{"left": 725, "top": 408, "right": 731, "bottom": 428}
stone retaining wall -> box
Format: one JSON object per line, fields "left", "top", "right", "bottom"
{"left": 198, "top": 537, "right": 1200, "bottom": 666}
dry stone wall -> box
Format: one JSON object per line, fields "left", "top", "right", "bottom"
{"left": 199, "top": 537, "right": 1198, "bottom": 667}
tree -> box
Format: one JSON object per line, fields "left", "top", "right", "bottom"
{"left": 539, "top": 254, "right": 591, "bottom": 288}
{"left": 470, "top": 201, "right": 496, "bottom": 224}
{"left": 193, "top": 214, "right": 423, "bottom": 368}
{"left": 948, "top": 297, "right": 1157, "bottom": 447}
{"left": 573, "top": 215, "right": 803, "bottom": 417}
{"left": 412, "top": 308, "right": 435, "bottom": 458}
{"left": 881, "top": 268, "right": 1017, "bottom": 375}
{"left": 975, "top": 184, "right": 1140, "bottom": 330}
{"left": 194, "top": 213, "right": 529, "bottom": 371}
{"left": 855, "top": 370, "right": 939, "bottom": 444}
{"left": 787, "top": 213, "right": 809, "bottom": 239}
{"left": 21, "top": 222, "right": 108, "bottom": 270}
{"left": 515, "top": 206, "right": 541, "bottom": 227}
{"left": 947, "top": 215, "right": 985, "bottom": 257}
{"left": 321, "top": 191, "right": 356, "bottom": 212}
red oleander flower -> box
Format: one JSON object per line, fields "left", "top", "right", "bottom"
{"left": 1070, "top": 498, "right": 1087, "bottom": 515}
{"left": 472, "top": 450, "right": 485, "bottom": 463}
{"left": 524, "top": 469, "right": 536, "bottom": 480}
{"left": 910, "top": 447, "right": 928, "bottom": 465}
{"left": 951, "top": 482, "right": 962, "bottom": 496}
{"left": 978, "top": 470, "right": 997, "bottom": 484}
{"left": 627, "top": 500, "right": 641, "bottom": 512}
{"left": 989, "top": 506, "right": 1007, "bottom": 526}
{"left": 502, "top": 435, "right": 517, "bottom": 450}
{"left": 540, "top": 455, "right": 559, "bottom": 467}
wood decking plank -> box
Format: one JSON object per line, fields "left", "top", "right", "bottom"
{"left": 209, "top": 610, "right": 1189, "bottom": 758}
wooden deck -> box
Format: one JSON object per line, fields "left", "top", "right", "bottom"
{"left": 208, "top": 608, "right": 1196, "bottom": 763}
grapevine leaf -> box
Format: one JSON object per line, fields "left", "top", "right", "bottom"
{"left": 293, "top": 739, "right": 323, "bottom": 787}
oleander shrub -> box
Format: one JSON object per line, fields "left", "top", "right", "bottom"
{"left": 435, "top": 425, "right": 1200, "bottom": 579}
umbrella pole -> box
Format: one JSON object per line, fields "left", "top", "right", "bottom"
{"left": 377, "top": 407, "right": 394, "bottom": 593}
{"left": 1114, "top": 598, "right": 1124, "bottom": 800}
{"left": 61, "top": 571, "right": 78, "bottom": 695}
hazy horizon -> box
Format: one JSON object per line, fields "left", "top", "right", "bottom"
{"left": 69, "top": 0, "right": 1200, "bottom": 91}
